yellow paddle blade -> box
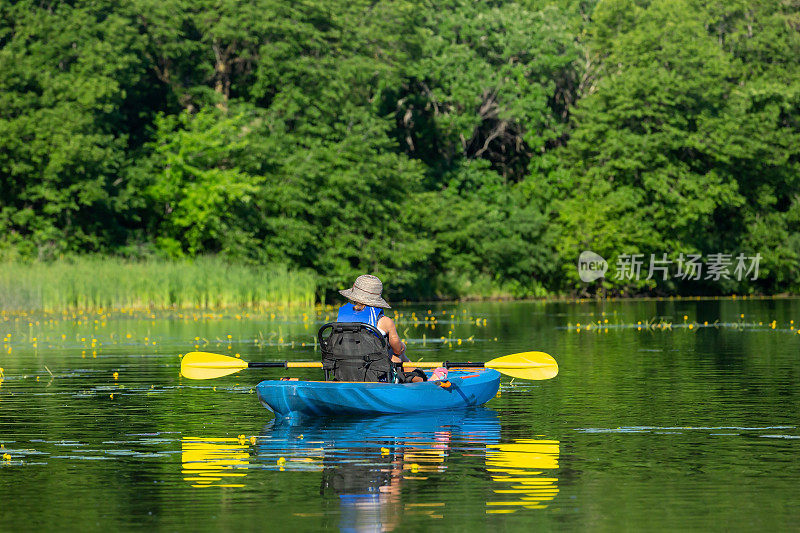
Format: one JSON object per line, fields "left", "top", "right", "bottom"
{"left": 484, "top": 352, "right": 558, "bottom": 381}
{"left": 181, "top": 351, "right": 248, "bottom": 380}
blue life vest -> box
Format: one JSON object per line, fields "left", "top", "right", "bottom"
{"left": 337, "top": 303, "right": 384, "bottom": 330}
{"left": 337, "top": 303, "right": 413, "bottom": 368}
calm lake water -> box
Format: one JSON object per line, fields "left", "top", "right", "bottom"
{"left": 1, "top": 298, "right": 799, "bottom": 531}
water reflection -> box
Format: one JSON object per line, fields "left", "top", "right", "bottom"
{"left": 181, "top": 437, "right": 249, "bottom": 488}
{"left": 485, "top": 439, "right": 560, "bottom": 513}
{"left": 256, "top": 408, "right": 559, "bottom": 529}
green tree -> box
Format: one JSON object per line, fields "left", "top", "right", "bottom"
{"left": 0, "top": 1, "right": 152, "bottom": 257}
{"left": 137, "top": 102, "right": 430, "bottom": 298}
{"left": 551, "top": 0, "right": 745, "bottom": 293}
{"left": 384, "top": 0, "right": 583, "bottom": 184}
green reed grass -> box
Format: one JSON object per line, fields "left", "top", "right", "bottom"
{"left": 0, "top": 257, "right": 316, "bottom": 311}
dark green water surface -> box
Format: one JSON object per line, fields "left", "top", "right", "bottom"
{"left": 1, "top": 298, "right": 799, "bottom": 531}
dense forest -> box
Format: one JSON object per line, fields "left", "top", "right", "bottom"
{"left": 1, "top": 0, "right": 798, "bottom": 300}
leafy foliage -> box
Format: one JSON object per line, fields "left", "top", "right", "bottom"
{"left": 1, "top": 0, "right": 797, "bottom": 298}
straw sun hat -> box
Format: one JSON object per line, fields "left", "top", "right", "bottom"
{"left": 339, "top": 274, "right": 391, "bottom": 309}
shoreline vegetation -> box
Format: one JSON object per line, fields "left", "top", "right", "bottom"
{"left": 0, "top": 256, "right": 795, "bottom": 313}
{"left": 1, "top": 1, "right": 799, "bottom": 300}
{"left": 0, "top": 257, "right": 315, "bottom": 311}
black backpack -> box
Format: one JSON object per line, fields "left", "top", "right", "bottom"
{"left": 318, "top": 322, "right": 395, "bottom": 382}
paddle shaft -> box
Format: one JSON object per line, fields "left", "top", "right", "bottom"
{"left": 414, "top": 361, "right": 484, "bottom": 368}
{"left": 248, "top": 361, "right": 492, "bottom": 369}
{"left": 415, "top": 361, "right": 550, "bottom": 369}
{"left": 249, "top": 361, "right": 321, "bottom": 368}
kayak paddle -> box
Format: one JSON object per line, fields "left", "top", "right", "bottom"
{"left": 180, "top": 351, "right": 558, "bottom": 381}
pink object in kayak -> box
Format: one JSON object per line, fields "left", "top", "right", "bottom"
{"left": 431, "top": 367, "right": 448, "bottom": 381}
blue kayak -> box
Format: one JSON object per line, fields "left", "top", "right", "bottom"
{"left": 256, "top": 369, "right": 501, "bottom": 418}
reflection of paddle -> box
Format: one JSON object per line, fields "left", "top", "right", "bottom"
{"left": 180, "top": 351, "right": 558, "bottom": 381}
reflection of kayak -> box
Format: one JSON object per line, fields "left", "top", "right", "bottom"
{"left": 264, "top": 406, "right": 501, "bottom": 442}
{"left": 256, "top": 408, "right": 500, "bottom": 472}
{"left": 256, "top": 369, "right": 501, "bottom": 418}
{"left": 259, "top": 408, "right": 502, "bottom": 530}
{"left": 257, "top": 408, "right": 501, "bottom": 465}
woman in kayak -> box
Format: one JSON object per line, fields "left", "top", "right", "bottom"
{"left": 338, "top": 274, "right": 425, "bottom": 383}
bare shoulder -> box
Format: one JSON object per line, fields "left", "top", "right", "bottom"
{"left": 378, "top": 314, "right": 395, "bottom": 331}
